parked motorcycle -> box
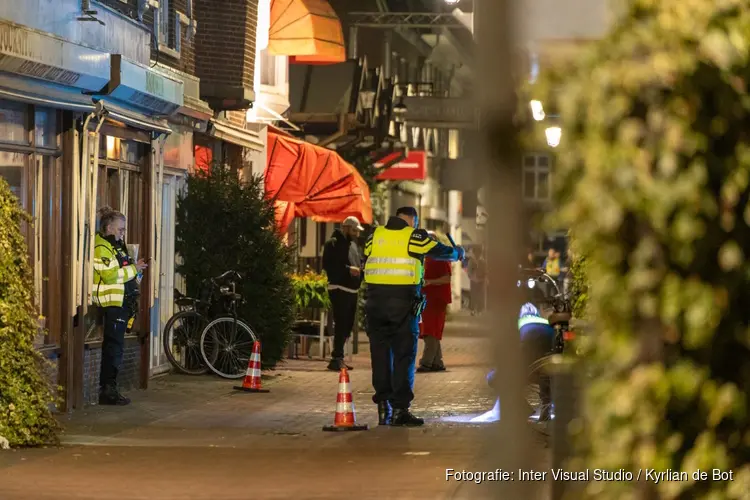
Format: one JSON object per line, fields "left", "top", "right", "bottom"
{"left": 517, "top": 267, "right": 574, "bottom": 355}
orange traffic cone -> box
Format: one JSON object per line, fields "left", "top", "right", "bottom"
{"left": 233, "top": 341, "right": 270, "bottom": 393}
{"left": 323, "top": 368, "right": 368, "bottom": 432}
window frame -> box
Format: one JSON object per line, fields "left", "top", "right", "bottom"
{"left": 154, "top": 0, "right": 192, "bottom": 58}
{"left": 0, "top": 102, "right": 63, "bottom": 347}
{"left": 522, "top": 153, "right": 552, "bottom": 203}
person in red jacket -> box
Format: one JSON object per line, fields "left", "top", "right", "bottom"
{"left": 417, "top": 250, "right": 453, "bottom": 372}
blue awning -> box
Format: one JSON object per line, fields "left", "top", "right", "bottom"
{"left": 106, "top": 55, "right": 184, "bottom": 117}
{"left": 0, "top": 72, "right": 95, "bottom": 112}
{"left": 94, "top": 98, "right": 172, "bottom": 135}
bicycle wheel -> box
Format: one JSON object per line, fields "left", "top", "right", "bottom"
{"left": 526, "top": 355, "right": 553, "bottom": 424}
{"left": 163, "top": 310, "right": 209, "bottom": 375}
{"left": 199, "top": 316, "right": 258, "bottom": 379}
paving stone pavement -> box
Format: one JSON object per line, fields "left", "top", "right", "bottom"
{"left": 0, "top": 313, "right": 551, "bottom": 499}
{"left": 58, "top": 314, "right": 497, "bottom": 445}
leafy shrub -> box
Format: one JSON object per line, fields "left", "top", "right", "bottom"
{"left": 291, "top": 271, "right": 331, "bottom": 310}
{"left": 535, "top": 0, "right": 750, "bottom": 497}
{"left": 568, "top": 244, "right": 589, "bottom": 319}
{"left": 175, "top": 167, "right": 295, "bottom": 369}
{"left": 0, "top": 178, "right": 60, "bottom": 446}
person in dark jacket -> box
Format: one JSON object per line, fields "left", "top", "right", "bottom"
{"left": 322, "top": 216, "right": 364, "bottom": 371}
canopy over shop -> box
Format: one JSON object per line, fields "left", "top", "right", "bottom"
{"left": 265, "top": 132, "right": 372, "bottom": 234}
{"left": 267, "top": 0, "right": 346, "bottom": 65}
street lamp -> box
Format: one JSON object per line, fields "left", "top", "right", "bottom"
{"left": 545, "top": 126, "right": 562, "bottom": 148}
{"left": 359, "top": 89, "right": 376, "bottom": 111}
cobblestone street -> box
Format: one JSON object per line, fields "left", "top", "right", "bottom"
{"left": 0, "top": 315, "right": 549, "bottom": 499}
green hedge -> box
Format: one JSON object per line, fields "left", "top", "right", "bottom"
{"left": 0, "top": 178, "right": 60, "bottom": 447}
{"left": 534, "top": 0, "right": 750, "bottom": 497}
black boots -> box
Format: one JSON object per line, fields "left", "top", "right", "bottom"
{"left": 377, "top": 403, "right": 424, "bottom": 426}
{"left": 391, "top": 408, "right": 425, "bottom": 427}
{"left": 99, "top": 386, "right": 131, "bottom": 406}
{"left": 327, "top": 358, "right": 354, "bottom": 371}
{"left": 377, "top": 401, "right": 392, "bottom": 425}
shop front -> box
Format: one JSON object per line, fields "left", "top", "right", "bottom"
{"left": 0, "top": 20, "right": 185, "bottom": 409}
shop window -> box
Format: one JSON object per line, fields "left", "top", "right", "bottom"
{"left": 88, "top": 137, "right": 148, "bottom": 342}
{"left": 0, "top": 101, "right": 29, "bottom": 144}
{"left": 0, "top": 103, "right": 62, "bottom": 347}
{"left": 522, "top": 153, "right": 552, "bottom": 203}
{"left": 34, "top": 108, "right": 58, "bottom": 149}
{"left": 163, "top": 129, "right": 193, "bottom": 170}
{"left": 0, "top": 151, "right": 25, "bottom": 203}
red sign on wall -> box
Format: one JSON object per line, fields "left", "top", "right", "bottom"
{"left": 375, "top": 151, "right": 427, "bottom": 181}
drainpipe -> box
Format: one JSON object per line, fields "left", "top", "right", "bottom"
{"left": 383, "top": 31, "right": 393, "bottom": 81}
{"left": 153, "top": 134, "right": 166, "bottom": 305}
{"left": 74, "top": 111, "right": 95, "bottom": 314}
{"left": 348, "top": 26, "right": 358, "bottom": 59}
{"left": 85, "top": 116, "right": 106, "bottom": 309}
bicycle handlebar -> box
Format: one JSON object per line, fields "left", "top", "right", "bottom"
{"left": 212, "top": 270, "right": 242, "bottom": 283}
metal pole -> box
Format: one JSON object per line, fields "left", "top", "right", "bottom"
{"left": 348, "top": 26, "right": 359, "bottom": 59}
{"left": 383, "top": 30, "right": 393, "bottom": 80}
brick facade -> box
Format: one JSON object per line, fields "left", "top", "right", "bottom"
{"left": 195, "top": 0, "right": 258, "bottom": 109}
{"left": 97, "top": 0, "right": 197, "bottom": 75}
{"left": 82, "top": 342, "right": 142, "bottom": 406}
{"left": 227, "top": 110, "right": 248, "bottom": 129}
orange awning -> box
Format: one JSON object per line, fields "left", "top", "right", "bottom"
{"left": 268, "top": 0, "right": 346, "bottom": 65}
{"left": 265, "top": 132, "right": 373, "bottom": 234}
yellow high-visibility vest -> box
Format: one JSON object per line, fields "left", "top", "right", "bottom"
{"left": 93, "top": 233, "right": 137, "bottom": 308}
{"left": 546, "top": 257, "right": 560, "bottom": 277}
{"left": 364, "top": 226, "right": 423, "bottom": 286}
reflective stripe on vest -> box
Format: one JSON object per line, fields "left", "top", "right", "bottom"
{"left": 518, "top": 315, "right": 549, "bottom": 330}
{"left": 92, "top": 233, "right": 130, "bottom": 308}
{"left": 364, "top": 226, "right": 422, "bottom": 285}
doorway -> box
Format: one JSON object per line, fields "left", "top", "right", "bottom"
{"left": 151, "top": 175, "right": 177, "bottom": 375}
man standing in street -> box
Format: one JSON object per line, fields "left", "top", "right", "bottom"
{"left": 322, "top": 216, "right": 364, "bottom": 371}
{"left": 363, "top": 207, "right": 465, "bottom": 427}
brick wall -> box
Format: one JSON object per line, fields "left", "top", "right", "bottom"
{"left": 227, "top": 110, "right": 247, "bottom": 129}
{"left": 83, "top": 341, "right": 142, "bottom": 406}
{"left": 97, "top": 0, "right": 196, "bottom": 75}
{"left": 195, "top": 0, "right": 258, "bottom": 92}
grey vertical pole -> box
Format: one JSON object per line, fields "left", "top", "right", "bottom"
{"left": 383, "top": 30, "right": 393, "bottom": 80}
{"left": 348, "top": 26, "right": 359, "bottom": 59}
{"left": 477, "top": 0, "right": 537, "bottom": 496}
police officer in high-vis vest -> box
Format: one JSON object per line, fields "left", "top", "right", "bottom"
{"left": 93, "top": 206, "right": 148, "bottom": 406}
{"left": 363, "top": 206, "right": 465, "bottom": 426}
{"left": 518, "top": 303, "right": 554, "bottom": 420}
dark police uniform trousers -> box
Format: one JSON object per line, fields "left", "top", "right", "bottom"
{"left": 365, "top": 285, "right": 421, "bottom": 410}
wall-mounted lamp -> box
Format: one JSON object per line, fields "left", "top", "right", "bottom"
{"left": 530, "top": 100, "right": 545, "bottom": 121}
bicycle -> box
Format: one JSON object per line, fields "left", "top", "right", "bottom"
{"left": 163, "top": 271, "right": 257, "bottom": 378}
{"left": 197, "top": 272, "right": 258, "bottom": 379}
